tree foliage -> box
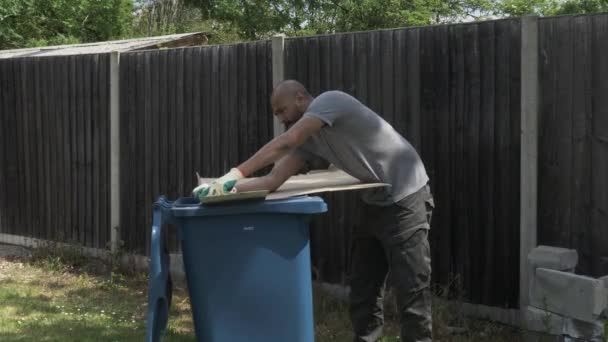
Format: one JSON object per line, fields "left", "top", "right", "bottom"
{"left": 495, "top": 0, "right": 555, "bottom": 17}
{"left": 2, "top": 0, "right": 608, "bottom": 49}
{"left": 494, "top": 0, "right": 608, "bottom": 17}
{"left": 552, "top": 0, "right": 608, "bottom": 14}
{"left": 0, "top": 0, "right": 133, "bottom": 49}
{"left": 176, "top": 0, "right": 497, "bottom": 40}
{"left": 177, "top": 0, "right": 608, "bottom": 40}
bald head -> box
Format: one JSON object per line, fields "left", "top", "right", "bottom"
{"left": 272, "top": 80, "right": 310, "bottom": 101}
{"left": 271, "top": 80, "right": 313, "bottom": 128}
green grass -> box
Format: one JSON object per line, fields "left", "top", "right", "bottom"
{"left": 0, "top": 246, "right": 524, "bottom": 342}
{"left": 0, "top": 254, "right": 194, "bottom": 342}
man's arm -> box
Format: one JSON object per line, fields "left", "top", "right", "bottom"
{"left": 236, "top": 116, "right": 324, "bottom": 177}
{"left": 236, "top": 152, "right": 307, "bottom": 193}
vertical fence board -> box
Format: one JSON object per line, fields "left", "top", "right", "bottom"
{"left": 89, "top": 56, "right": 98, "bottom": 248}
{"left": 22, "top": 59, "right": 33, "bottom": 238}
{"left": 381, "top": 30, "right": 394, "bottom": 124}
{"left": 175, "top": 49, "right": 185, "bottom": 194}
{"left": 210, "top": 46, "right": 220, "bottom": 175}
{"left": 27, "top": 58, "right": 37, "bottom": 238}
{"left": 478, "top": 21, "right": 496, "bottom": 304}
{"left": 591, "top": 15, "right": 608, "bottom": 276}
{"left": 284, "top": 39, "right": 297, "bottom": 84}
{"left": 450, "top": 24, "right": 468, "bottom": 295}
{"left": 143, "top": 52, "right": 153, "bottom": 254}
{"left": 405, "top": 29, "right": 421, "bottom": 152}
{"left": 237, "top": 44, "right": 248, "bottom": 165}
{"left": 393, "top": 30, "right": 407, "bottom": 140}
{"left": 121, "top": 54, "right": 135, "bottom": 251}
{"left": 228, "top": 46, "right": 239, "bottom": 168}
{"left": 354, "top": 33, "right": 369, "bottom": 104}
{"left": 11, "top": 59, "right": 20, "bottom": 235}
{"left": 201, "top": 47, "right": 212, "bottom": 177}
{"left": 260, "top": 42, "right": 272, "bottom": 154}
{"left": 331, "top": 34, "right": 343, "bottom": 91}
{"left": 0, "top": 61, "right": 5, "bottom": 233}
{"left": 40, "top": 58, "right": 52, "bottom": 241}
{"left": 183, "top": 48, "right": 194, "bottom": 192}
{"left": 508, "top": 19, "right": 522, "bottom": 307}
{"left": 17, "top": 60, "right": 28, "bottom": 236}
{"left": 0, "top": 61, "right": 12, "bottom": 233}
{"left": 77, "top": 57, "right": 86, "bottom": 245}
{"left": 246, "top": 44, "right": 259, "bottom": 159}
{"left": 99, "top": 55, "right": 109, "bottom": 249}
{"left": 464, "top": 24, "right": 482, "bottom": 303}
{"left": 297, "top": 38, "right": 309, "bottom": 87}
{"left": 307, "top": 37, "right": 321, "bottom": 96}
{"left": 60, "top": 57, "right": 71, "bottom": 243}
{"left": 319, "top": 37, "right": 331, "bottom": 93}
{"left": 368, "top": 31, "right": 381, "bottom": 115}
{"left": 35, "top": 57, "right": 45, "bottom": 238}
{"left": 494, "top": 20, "right": 513, "bottom": 307}
{"left": 569, "top": 17, "right": 592, "bottom": 275}
{"left": 49, "top": 57, "right": 58, "bottom": 242}
{"left": 84, "top": 56, "right": 94, "bottom": 247}
{"left": 191, "top": 48, "right": 202, "bottom": 180}
{"left": 219, "top": 46, "right": 229, "bottom": 173}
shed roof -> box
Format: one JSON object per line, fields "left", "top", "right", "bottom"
{"left": 0, "top": 32, "right": 210, "bottom": 59}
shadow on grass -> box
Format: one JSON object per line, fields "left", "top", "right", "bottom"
{"left": 1, "top": 277, "right": 70, "bottom": 292}
{"left": 0, "top": 275, "right": 195, "bottom": 341}
{"left": 0, "top": 318, "right": 195, "bottom": 342}
{"left": 0, "top": 280, "right": 59, "bottom": 316}
{"left": 0, "top": 294, "right": 195, "bottom": 342}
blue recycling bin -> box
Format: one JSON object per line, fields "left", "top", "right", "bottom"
{"left": 146, "top": 195, "right": 327, "bottom": 342}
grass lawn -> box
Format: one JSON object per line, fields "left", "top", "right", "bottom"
{"left": 0, "top": 245, "right": 524, "bottom": 341}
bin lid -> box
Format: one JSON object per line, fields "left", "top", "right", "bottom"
{"left": 170, "top": 196, "right": 327, "bottom": 217}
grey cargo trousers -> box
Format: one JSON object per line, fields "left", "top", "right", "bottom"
{"left": 349, "top": 184, "right": 434, "bottom": 342}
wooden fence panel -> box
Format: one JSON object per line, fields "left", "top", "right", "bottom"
{"left": 284, "top": 19, "right": 522, "bottom": 307}
{"left": 0, "top": 55, "right": 111, "bottom": 249}
{"left": 119, "top": 41, "right": 274, "bottom": 254}
{"left": 538, "top": 14, "right": 608, "bottom": 277}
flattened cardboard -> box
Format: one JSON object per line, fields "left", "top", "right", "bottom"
{"left": 197, "top": 167, "right": 389, "bottom": 201}
{"left": 199, "top": 190, "right": 269, "bottom": 204}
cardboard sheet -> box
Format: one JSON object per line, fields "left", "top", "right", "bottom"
{"left": 198, "top": 167, "right": 389, "bottom": 200}
{"left": 199, "top": 190, "right": 269, "bottom": 204}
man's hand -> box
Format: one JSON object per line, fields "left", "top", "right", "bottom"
{"left": 192, "top": 182, "right": 211, "bottom": 200}
{"left": 192, "top": 168, "right": 245, "bottom": 201}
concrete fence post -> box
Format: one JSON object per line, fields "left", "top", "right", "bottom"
{"left": 520, "top": 16, "right": 540, "bottom": 311}
{"left": 110, "top": 51, "right": 121, "bottom": 253}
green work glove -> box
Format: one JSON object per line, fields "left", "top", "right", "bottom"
{"left": 192, "top": 182, "right": 211, "bottom": 200}
{"left": 192, "top": 168, "right": 244, "bottom": 201}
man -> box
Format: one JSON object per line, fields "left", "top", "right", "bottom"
{"left": 193, "top": 80, "right": 434, "bottom": 342}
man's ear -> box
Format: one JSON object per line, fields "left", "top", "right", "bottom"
{"left": 295, "top": 91, "right": 307, "bottom": 109}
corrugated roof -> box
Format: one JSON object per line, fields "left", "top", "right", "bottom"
{"left": 0, "top": 32, "right": 210, "bottom": 59}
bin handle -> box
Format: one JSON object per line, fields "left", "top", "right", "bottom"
{"left": 145, "top": 196, "right": 175, "bottom": 342}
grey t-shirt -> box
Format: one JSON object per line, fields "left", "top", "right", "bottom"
{"left": 295, "top": 90, "right": 429, "bottom": 206}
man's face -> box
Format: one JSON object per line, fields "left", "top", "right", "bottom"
{"left": 272, "top": 92, "right": 304, "bottom": 129}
